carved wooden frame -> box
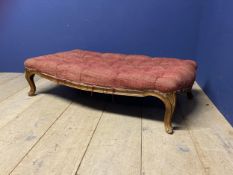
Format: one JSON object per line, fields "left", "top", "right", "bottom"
{"left": 25, "top": 68, "right": 192, "bottom": 134}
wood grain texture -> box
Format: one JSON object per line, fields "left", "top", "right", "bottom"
{"left": 10, "top": 96, "right": 106, "bottom": 175}
{"left": 180, "top": 82, "right": 232, "bottom": 131}
{"left": 0, "top": 78, "right": 56, "bottom": 129}
{"left": 0, "top": 73, "right": 21, "bottom": 85}
{"left": 0, "top": 87, "right": 72, "bottom": 174}
{"left": 0, "top": 74, "right": 39, "bottom": 102}
{"left": 179, "top": 83, "right": 233, "bottom": 175}
{"left": 77, "top": 103, "right": 142, "bottom": 175}
{"left": 0, "top": 74, "right": 232, "bottom": 175}
{"left": 188, "top": 129, "right": 233, "bottom": 175}
{"left": 141, "top": 101, "right": 205, "bottom": 175}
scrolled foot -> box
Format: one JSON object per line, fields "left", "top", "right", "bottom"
{"left": 28, "top": 90, "right": 36, "bottom": 96}
{"left": 163, "top": 93, "right": 176, "bottom": 134}
{"left": 165, "top": 125, "right": 173, "bottom": 134}
{"left": 151, "top": 92, "right": 176, "bottom": 134}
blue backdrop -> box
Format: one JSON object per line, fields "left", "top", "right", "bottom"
{"left": 0, "top": 0, "right": 232, "bottom": 125}
{"left": 0, "top": 0, "right": 200, "bottom": 71}
{"left": 196, "top": 0, "right": 233, "bottom": 125}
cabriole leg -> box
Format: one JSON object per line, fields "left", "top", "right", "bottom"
{"left": 25, "top": 69, "right": 36, "bottom": 96}
{"left": 163, "top": 93, "right": 176, "bottom": 134}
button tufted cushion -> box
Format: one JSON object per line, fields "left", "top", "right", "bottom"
{"left": 24, "top": 49, "right": 197, "bottom": 92}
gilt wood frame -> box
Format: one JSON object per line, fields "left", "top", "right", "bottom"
{"left": 25, "top": 68, "right": 192, "bottom": 134}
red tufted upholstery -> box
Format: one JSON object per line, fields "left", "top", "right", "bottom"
{"left": 24, "top": 49, "right": 197, "bottom": 92}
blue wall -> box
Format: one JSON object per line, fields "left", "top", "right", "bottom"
{"left": 0, "top": 0, "right": 201, "bottom": 72}
{"left": 196, "top": 0, "right": 233, "bottom": 125}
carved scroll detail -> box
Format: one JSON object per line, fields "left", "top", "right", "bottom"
{"left": 151, "top": 92, "right": 176, "bottom": 134}
{"left": 163, "top": 93, "right": 176, "bottom": 134}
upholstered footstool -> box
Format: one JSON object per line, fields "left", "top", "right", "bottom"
{"left": 24, "top": 49, "right": 197, "bottom": 134}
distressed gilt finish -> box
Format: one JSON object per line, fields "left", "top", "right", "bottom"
{"left": 25, "top": 68, "right": 192, "bottom": 134}
{"left": 25, "top": 69, "right": 36, "bottom": 96}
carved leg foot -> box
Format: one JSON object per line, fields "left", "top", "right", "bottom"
{"left": 187, "top": 89, "right": 193, "bottom": 99}
{"left": 163, "top": 93, "right": 176, "bottom": 134}
{"left": 25, "top": 69, "right": 36, "bottom": 96}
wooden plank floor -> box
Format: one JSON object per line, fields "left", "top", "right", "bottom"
{"left": 0, "top": 73, "right": 232, "bottom": 175}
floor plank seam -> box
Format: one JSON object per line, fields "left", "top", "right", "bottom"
{"left": 0, "top": 74, "right": 22, "bottom": 86}
{"left": 75, "top": 102, "right": 107, "bottom": 175}
{"left": 0, "top": 95, "right": 44, "bottom": 131}
{"left": 1, "top": 76, "right": 232, "bottom": 175}
{"left": 0, "top": 78, "right": 40, "bottom": 104}
{"left": 180, "top": 104, "right": 208, "bottom": 175}
{"left": 8, "top": 101, "right": 73, "bottom": 175}
{"left": 187, "top": 129, "right": 208, "bottom": 175}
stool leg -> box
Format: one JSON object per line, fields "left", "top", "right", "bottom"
{"left": 151, "top": 92, "right": 176, "bottom": 134}
{"left": 163, "top": 93, "right": 176, "bottom": 134}
{"left": 25, "top": 69, "right": 36, "bottom": 96}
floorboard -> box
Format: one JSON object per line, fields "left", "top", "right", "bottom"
{"left": 0, "top": 84, "right": 72, "bottom": 174}
{"left": 179, "top": 83, "right": 233, "bottom": 175}
{"left": 77, "top": 102, "right": 142, "bottom": 175}
{"left": 0, "top": 73, "right": 232, "bottom": 175}
{"left": 141, "top": 99, "right": 205, "bottom": 175}
{"left": 0, "top": 78, "right": 56, "bottom": 129}
{"left": 0, "top": 73, "right": 21, "bottom": 85}
{"left": 10, "top": 95, "right": 106, "bottom": 175}
{"left": 0, "top": 74, "right": 39, "bottom": 103}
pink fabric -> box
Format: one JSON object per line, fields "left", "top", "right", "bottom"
{"left": 24, "top": 49, "right": 197, "bottom": 92}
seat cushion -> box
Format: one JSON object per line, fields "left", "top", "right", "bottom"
{"left": 24, "top": 49, "right": 197, "bottom": 92}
